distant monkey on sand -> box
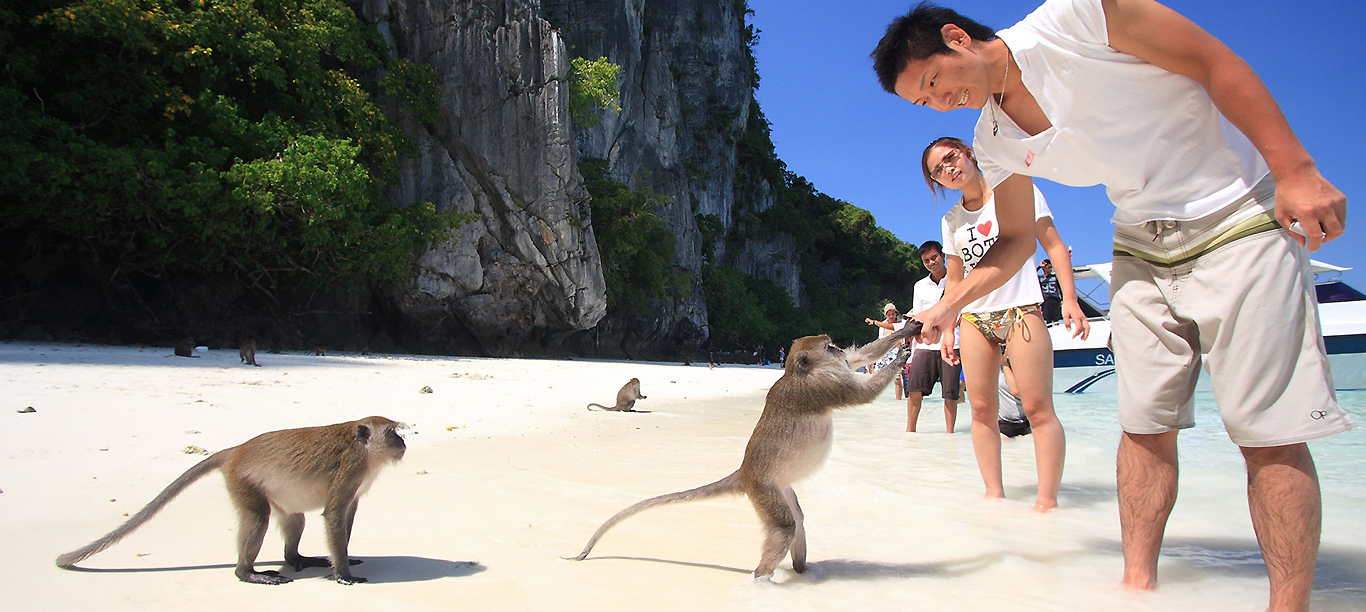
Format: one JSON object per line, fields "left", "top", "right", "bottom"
{"left": 587, "top": 378, "right": 647, "bottom": 412}
{"left": 56, "top": 416, "right": 407, "bottom": 585}
{"left": 174, "top": 338, "right": 197, "bottom": 358}
{"left": 569, "top": 321, "right": 921, "bottom": 579}
{"left": 240, "top": 339, "right": 261, "bottom": 367}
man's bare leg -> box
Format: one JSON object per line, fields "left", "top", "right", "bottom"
{"left": 943, "top": 399, "right": 958, "bottom": 433}
{"left": 906, "top": 392, "right": 924, "bottom": 432}
{"left": 1118, "top": 431, "right": 1179, "bottom": 590}
{"left": 1243, "top": 443, "right": 1320, "bottom": 612}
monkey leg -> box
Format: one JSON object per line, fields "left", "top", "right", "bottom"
{"left": 781, "top": 487, "right": 808, "bottom": 574}
{"left": 282, "top": 512, "right": 362, "bottom": 572}
{"left": 749, "top": 485, "right": 797, "bottom": 580}
{"left": 231, "top": 487, "right": 291, "bottom": 585}
{"left": 324, "top": 500, "right": 365, "bottom": 584}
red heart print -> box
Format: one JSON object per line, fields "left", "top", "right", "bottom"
{"left": 977, "top": 220, "right": 993, "bottom": 236}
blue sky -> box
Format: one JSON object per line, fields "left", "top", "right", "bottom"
{"left": 748, "top": 0, "right": 1366, "bottom": 290}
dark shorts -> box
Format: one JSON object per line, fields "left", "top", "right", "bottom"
{"left": 905, "top": 348, "right": 961, "bottom": 400}
{"left": 1041, "top": 297, "right": 1062, "bottom": 324}
{"left": 999, "top": 418, "right": 1032, "bottom": 438}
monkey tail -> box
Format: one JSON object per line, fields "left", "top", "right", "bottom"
{"left": 55, "top": 451, "right": 228, "bottom": 569}
{"left": 566, "top": 470, "right": 742, "bottom": 561}
{"left": 586, "top": 403, "right": 614, "bottom": 411}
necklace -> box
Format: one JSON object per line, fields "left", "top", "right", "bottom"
{"left": 990, "top": 51, "right": 1010, "bottom": 136}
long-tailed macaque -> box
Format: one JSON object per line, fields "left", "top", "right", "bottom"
{"left": 174, "top": 338, "right": 197, "bottom": 358}
{"left": 56, "top": 416, "right": 407, "bottom": 585}
{"left": 587, "top": 378, "right": 647, "bottom": 412}
{"left": 569, "top": 321, "right": 921, "bottom": 578}
{"left": 240, "top": 339, "right": 260, "bottom": 367}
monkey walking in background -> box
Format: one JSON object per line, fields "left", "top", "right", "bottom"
{"left": 569, "top": 321, "right": 922, "bottom": 579}
{"left": 56, "top": 416, "right": 407, "bottom": 585}
{"left": 239, "top": 339, "right": 261, "bottom": 367}
{"left": 586, "top": 378, "right": 647, "bottom": 412}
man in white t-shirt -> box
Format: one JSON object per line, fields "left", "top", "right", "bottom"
{"left": 906, "top": 241, "right": 962, "bottom": 433}
{"left": 874, "top": 1, "right": 1350, "bottom": 609}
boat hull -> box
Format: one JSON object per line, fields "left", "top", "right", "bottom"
{"left": 1050, "top": 322, "right": 1366, "bottom": 394}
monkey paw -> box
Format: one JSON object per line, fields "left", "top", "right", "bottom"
{"left": 241, "top": 570, "right": 293, "bottom": 585}
{"left": 335, "top": 576, "right": 368, "bottom": 585}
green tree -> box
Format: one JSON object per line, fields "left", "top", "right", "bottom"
{"left": 567, "top": 56, "right": 622, "bottom": 128}
{"left": 579, "top": 158, "right": 688, "bottom": 312}
{"left": 0, "top": 0, "right": 468, "bottom": 289}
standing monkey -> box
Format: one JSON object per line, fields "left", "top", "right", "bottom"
{"left": 569, "top": 322, "right": 921, "bottom": 579}
{"left": 240, "top": 339, "right": 261, "bottom": 367}
{"left": 587, "top": 378, "right": 647, "bottom": 412}
{"left": 56, "top": 416, "right": 407, "bottom": 585}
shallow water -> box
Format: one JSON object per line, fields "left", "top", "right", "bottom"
{"left": 716, "top": 388, "right": 1366, "bottom": 611}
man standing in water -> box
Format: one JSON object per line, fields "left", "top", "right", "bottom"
{"left": 906, "top": 241, "right": 962, "bottom": 433}
{"left": 872, "top": 1, "right": 1353, "bottom": 610}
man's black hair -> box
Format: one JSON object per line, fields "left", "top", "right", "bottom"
{"left": 917, "top": 240, "right": 944, "bottom": 258}
{"left": 871, "top": 2, "right": 997, "bottom": 94}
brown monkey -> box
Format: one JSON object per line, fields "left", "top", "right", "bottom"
{"left": 56, "top": 416, "right": 407, "bottom": 585}
{"left": 174, "top": 338, "right": 197, "bottom": 358}
{"left": 240, "top": 339, "right": 261, "bottom": 367}
{"left": 586, "top": 377, "right": 647, "bottom": 412}
{"left": 568, "top": 321, "right": 922, "bottom": 579}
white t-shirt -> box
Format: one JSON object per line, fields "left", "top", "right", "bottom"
{"left": 941, "top": 185, "right": 1051, "bottom": 313}
{"left": 911, "top": 274, "right": 959, "bottom": 351}
{"left": 973, "top": 0, "right": 1268, "bottom": 225}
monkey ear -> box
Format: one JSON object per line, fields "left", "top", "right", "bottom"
{"left": 355, "top": 423, "right": 372, "bottom": 444}
{"left": 795, "top": 353, "right": 810, "bottom": 372}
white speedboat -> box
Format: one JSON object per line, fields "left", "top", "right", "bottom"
{"left": 1050, "top": 260, "right": 1366, "bottom": 393}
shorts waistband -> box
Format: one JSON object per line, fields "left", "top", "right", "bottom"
{"left": 1113, "top": 176, "right": 1278, "bottom": 266}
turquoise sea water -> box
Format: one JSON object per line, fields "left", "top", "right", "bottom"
{"left": 721, "top": 386, "right": 1366, "bottom": 611}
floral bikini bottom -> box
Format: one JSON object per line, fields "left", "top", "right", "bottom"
{"left": 960, "top": 304, "right": 1042, "bottom": 345}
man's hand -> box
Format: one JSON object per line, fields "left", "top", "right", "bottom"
{"left": 1274, "top": 167, "right": 1346, "bottom": 252}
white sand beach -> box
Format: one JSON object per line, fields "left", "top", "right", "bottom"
{"left": 3, "top": 341, "right": 1364, "bottom": 611}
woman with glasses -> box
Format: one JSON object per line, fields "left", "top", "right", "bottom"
{"left": 921, "top": 136, "right": 1088, "bottom": 512}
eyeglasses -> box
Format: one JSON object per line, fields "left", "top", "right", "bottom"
{"left": 930, "top": 150, "right": 961, "bottom": 181}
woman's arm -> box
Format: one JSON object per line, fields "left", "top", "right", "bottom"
{"left": 1035, "top": 216, "right": 1090, "bottom": 340}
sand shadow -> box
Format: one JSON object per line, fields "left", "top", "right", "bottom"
{"left": 1085, "top": 536, "right": 1366, "bottom": 609}
{"left": 1003, "top": 480, "right": 1116, "bottom": 510}
{"left": 63, "top": 556, "right": 484, "bottom": 584}
{"left": 788, "top": 553, "right": 1002, "bottom": 584}
{"left": 568, "top": 555, "right": 751, "bottom": 574}
{"left": 570, "top": 553, "right": 1004, "bottom": 584}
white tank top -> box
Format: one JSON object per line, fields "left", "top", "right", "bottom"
{"left": 973, "top": 0, "right": 1269, "bottom": 225}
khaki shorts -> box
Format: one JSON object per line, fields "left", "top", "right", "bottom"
{"left": 1109, "top": 178, "right": 1355, "bottom": 447}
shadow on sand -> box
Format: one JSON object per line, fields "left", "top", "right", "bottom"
{"left": 1085, "top": 536, "right": 1366, "bottom": 610}
{"left": 64, "top": 556, "right": 485, "bottom": 584}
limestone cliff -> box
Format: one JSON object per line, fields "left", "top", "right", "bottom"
{"left": 365, "top": 0, "right": 803, "bottom": 357}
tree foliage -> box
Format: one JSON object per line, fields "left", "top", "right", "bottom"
{"left": 579, "top": 158, "right": 689, "bottom": 313}
{"left": 0, "top": 0, "right": 468, "bottom": 288}
{"left": 567, "top": 56, "right": 622, "bottom": 129}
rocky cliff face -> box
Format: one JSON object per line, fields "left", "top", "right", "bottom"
{"left": 361, "top": 0, "right": 802, "bottom": 357}
{"left": 359, "top": 0, "right": 608, "bottom": 355}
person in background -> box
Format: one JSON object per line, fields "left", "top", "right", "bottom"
{"left": 906, "top": 241, "right": 963, "bottom": 433}
{"left": 1038, "top": 259, "right": 1063, "bottom": 324}
{"left": 998, "top": 348, "right": 1032, "bottom": 439}
{"left": 866, "top": 302, "right": 909, "bottom": 400}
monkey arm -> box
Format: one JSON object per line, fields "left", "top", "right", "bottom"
{"left": 844, "top": 320, "right": 922, "bottom": 370}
